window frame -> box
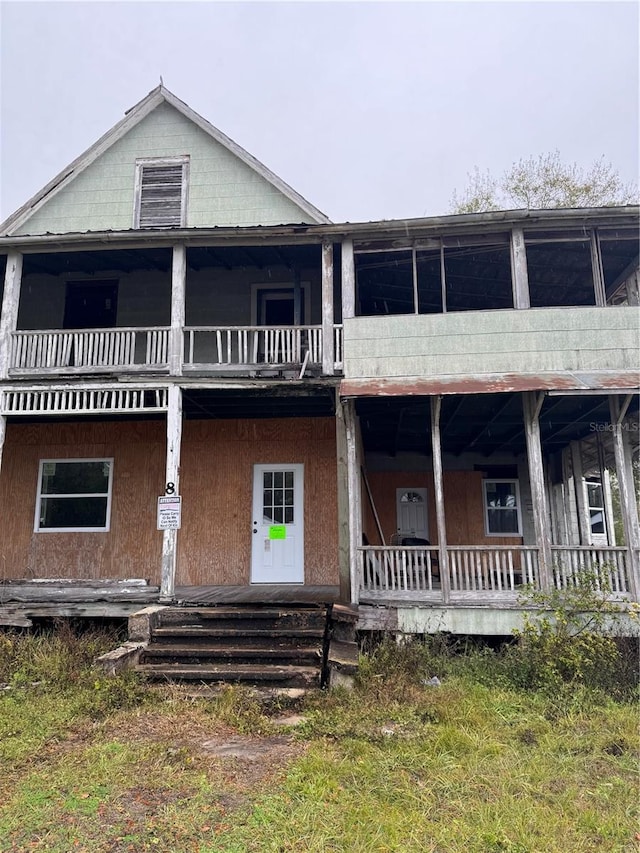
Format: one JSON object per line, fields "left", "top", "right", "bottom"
{"left": 34, "top": 458, "right": 114, "bottom": 533}
{"left": 133, "top": 156, "right": 189, "bottom": 229}
{"left": 482, "top": 478, "right": 522, "bottom": 537}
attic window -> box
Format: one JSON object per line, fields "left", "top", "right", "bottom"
{"left": 134, "top": 157, "right": 189, "bottom": 228}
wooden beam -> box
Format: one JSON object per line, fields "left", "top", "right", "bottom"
{"left": 160, "top": 385, "right": 183, "bottom": 600}
{"left": 570, "top": 440, "right": 591, "bottom": 545}
{"left": 0, "top": 252, "right": 23, "bottom": 379}
{"left": 170, "top": 245, "right": 186, "bottom": 376}
{"left": 430, "top": 396, "right": 450, "bottom": 603}
{"left": 341, "top": 239, "right": 355, "bottom": 320}
{"left": 321, "top": 241, "right": 335, "bottom": 375}
{"left": 335, "top": 391, "right": 351, "bottom": 603}
{"left": 510, "top": 228, "right": 530, "bottom": 309}
{"left": 344, "top": 399, "right": 362, "bottom": 605}
{"left": 522, "top": 392, "right": 552, "bottom": 590}
{"left": 609, "top": 395, "right": 640, "bottom": 599}
{"left": 590, "top": 231, "right": 606, "bottom": 306}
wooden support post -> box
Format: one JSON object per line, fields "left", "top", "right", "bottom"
{"left": 430, "top": 396, "right": 450, "bottom": 603}
{"left": 523, "top": 392, "right": 552, "bottom": 590}
{"left": 570, "top": 440, "right": 591, "bottom": 545}
{"left": 0, "top": 413, "right": 6, "bottom": 482}
{"left": 609, "top": 396, "right": 640, "bottom": 600}
{"left": 321, "top": 241, "right": 334, "bottom": 375}
{"left": 0, "top": 252, "right": 23, "bottom": 379}
{"left": 160, "top": 384, "right": 183, "bottom": 600}
{"left": 344, "top": 399, "right": 362, "bottom": 605}
{"left": 170, "top": 245, "right": 186, "bottom": 376}
{"left": 510, "top": 228, "right": 530, "bottom": 309}
{"left": 341, "top": 239, "right": 355, "bottom": 320}
{"left": 590, "top": 231, "right": 606, "bottom": 306}
{"left": 335, "top": 391, "right": 351, "bottom": 602}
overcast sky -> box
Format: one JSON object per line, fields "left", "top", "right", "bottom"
{"left": 1, "top": 1, "right": 638, "bottom": 224}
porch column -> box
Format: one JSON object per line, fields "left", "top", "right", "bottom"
{"left": 510, "top": 228, "right": 530, "bottom": 309}
{"left": 169, "top": 245, "right": 186, "bottom": 376}
{"left": 523, "top": 391, "right": 552, "bottom": 591}
{"left": 335, "top": 391, "right": 351, "bottom": 602}
{"left": 0, "top": 252, "right": 23, "bottom": 379}
{"left": 344, "top": 398, "right": 362, "bottom": 605}
{"left": 341, "top": 239, "right": 355, "bottom": 320}
{"left": 609, "top": 395, "right": 640, "bottom": 600}
{"left": 322, "top": 241, "right": 335, "bottom": 375}
{"left": 430, "top": 396, "right": 450, "bottom": 603}
{"left": 0, "top": 413, "right": 6, "bottom": 481}
{"left": 160, "top": 384, "right": 183, "bottom": 600}
{"left": 570, "top": 440, "right": 591, "bottom": 545}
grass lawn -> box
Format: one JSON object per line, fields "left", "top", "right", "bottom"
{"left": 0, "top": 628, "right": 638, "bottom": 853}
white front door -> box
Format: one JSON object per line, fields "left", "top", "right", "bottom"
{"left": 251, "top": 464, "right": 304, "bottom": 583}
{"left": 396, "top": 488, "right": 429, "bottom": 541}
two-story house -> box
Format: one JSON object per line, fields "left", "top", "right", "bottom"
{"left": 0, "top": 86, "right": 638, "bottom": 643}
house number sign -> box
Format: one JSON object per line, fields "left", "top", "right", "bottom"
{"left": 157, "top": 494, "right": 182, "bottom": 530}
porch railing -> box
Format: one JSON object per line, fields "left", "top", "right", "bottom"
{"left": 333, "top": 324, "right": 344, "bottom": 370}
{"left": 359, "top": 545, "right": 442, "bottom": 594}
{"left": 448, "top": 546, "right": 540, "bottom": 593}
{"left": 10, "top": 328, "right": 170, "bottom": 373}
{"left": 550, "top": 546, "right": 631, "bottom": 595}
{"left": 184, "top": 325, "right": 343, "bottom": 372}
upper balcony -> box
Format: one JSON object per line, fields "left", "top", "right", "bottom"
{"left": 3, "top": 243, "right": 343, "bottom": 379}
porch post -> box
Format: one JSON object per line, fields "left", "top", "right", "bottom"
{"left": 570, "top": 440, "right": 591, "bottom": 545}
{"left": 430, "top": 396, "right": 450, "bottom": 603}
{"left": 0, "top": 413, "right": 6, "bottom": 482}
{"left": 0, "top": 252, "right": 23, "bottom": 379}
{"left": 160, "top": 384, "right": 183, "bottom": 600}
{"left": 522, "top": 391, "right": 552, "bottom": 591}
{"left": 335, "top": 391, "right": 351, "bottom": 602}
{"left": 510, "top": 228, "right": 530, "bottom": 309}
{"left": 344, "top": 398, "right": 362, "bottom": 605}
{"left": 169, "top": 245, "right": 186, "bottom": 376}
{"left": 321, "top": 241, "right": 335, "bottom": 375}
{"left": 341, "top": 239, "right": 355, "bottom": 320}
{"left": 609, "top": 395, "right": 640, "bottom": 600}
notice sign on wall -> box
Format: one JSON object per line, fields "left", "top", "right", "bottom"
{"left": 157, "top": 495, "right": 182, "bottom": 530}
{"left": 269, "top": 525, "right": 286, "bottom": 540}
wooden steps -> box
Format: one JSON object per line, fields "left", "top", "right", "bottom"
{"left": 135, "top": 603, "right": 337, "bottom": 689}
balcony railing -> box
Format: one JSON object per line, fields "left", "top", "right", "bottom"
{"left": 9, "top": 324, "right": 345, "bottom": 375}
{"left": 358, "top": 544, "right": 636, "bottom": 603}
{"left": 10, "top": 328, "right": 170, "bottom": 374}
{"left": 184, "top": 325, "right": 344, "bottom": 372}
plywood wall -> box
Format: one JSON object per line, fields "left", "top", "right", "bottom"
{"left": 364, "top": 469, "right": 522, "bottom": 547}
{"left": 0, "top": 416, "right": 339, "bottom": 587}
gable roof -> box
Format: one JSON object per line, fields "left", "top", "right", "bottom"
{"left": 0, "top": 85, "right": 331, "bottom": 235}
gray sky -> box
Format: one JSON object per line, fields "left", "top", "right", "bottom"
{"left": 1, "top": 0, "right": 638, "bottom": 224}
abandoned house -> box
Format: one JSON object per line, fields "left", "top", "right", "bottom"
{"left": 0, "top": 86, "right": 638, "bottom": 683}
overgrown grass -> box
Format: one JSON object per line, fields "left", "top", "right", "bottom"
{"left": 0, "top": 624, "right": 638, "bottom": 852}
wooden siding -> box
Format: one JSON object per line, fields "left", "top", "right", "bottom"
{"left": 344, "top": 307, "right": 640, "bottom": 381}
{"left": 363, "top": 470, "right": 522, "bottom": 548}
{"left": 0, "top": 417, "right": 339, "bottom": 587}
{"left": 15, "top": 102, "right": 316, "bottom": 236}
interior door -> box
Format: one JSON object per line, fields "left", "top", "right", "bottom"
{"left": 396, "top": 488, "right": 429, "bottom": 540}
{"left": 251, "top": 464, "right": 304, "bottom": 583}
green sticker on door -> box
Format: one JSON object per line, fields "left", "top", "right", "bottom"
{"left": 269, "top": 525, "right": 287, "bottom": 540}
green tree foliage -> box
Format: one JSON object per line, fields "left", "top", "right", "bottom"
{"left": 451, "top": 150, "right": 639, "bottom": 213}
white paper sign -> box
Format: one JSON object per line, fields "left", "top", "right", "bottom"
{"left": 157, "top": 495, "right": 182, "bottom": 530}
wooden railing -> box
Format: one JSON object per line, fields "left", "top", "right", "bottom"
{"left": 448, "top": 546, "right": 540, "bottom": 593}
{"left": 184, "top": 325, "right": 343, "bottom": 371}
{"left": 550, "top": 546, "right": 631, "bottom": 595}
{"left": 10, "top": 328, "right": 170, "bottom": 373}
{"left": 359, "top": 545, "right": 441, "bottom": 594}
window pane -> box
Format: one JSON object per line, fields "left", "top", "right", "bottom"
{"left": 285, "top": 471, "right": 294, "bottom": 488}
{"left": 41, "top": 461, "right": 110, "bottom": 495}
{"left": 486, "top": 482, "right": 516, "bottom": 508}
{"left": 590, "top": 510, "right": 605, "bottom": 534}
{"left": 487, "top": 508, "right": 519, "bottom": 534}
{"left": 40, "top": 497, "right": 108, "bottom": 529}
{"left": 284, "top": 506, "right": 294, "bottom": 524}
{"left": 587, "top": 483, "right": 603, "bottom": 508}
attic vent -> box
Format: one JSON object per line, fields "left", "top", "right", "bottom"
{"left": 134, "top": 157, "right": 189, "bottom": 228}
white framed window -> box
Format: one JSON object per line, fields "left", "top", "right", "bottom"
{"left": 35, "top": 459, "right": 114, "bottom": 533}
{"left": 133, "top": 156, "right": 189, "bottom": 228}
{"left": 483, "top": 479, "right": 522, "bottom": 536}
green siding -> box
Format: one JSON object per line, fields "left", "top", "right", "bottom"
{"left": 16, "top": 103, "right": 314, "bottom": 235}
{"left": 344, "top": 307, "right": 640, "bottom": 379}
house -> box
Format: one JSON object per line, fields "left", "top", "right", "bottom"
{"left": 0, "top": 87, "right": 638, "bottom": 650}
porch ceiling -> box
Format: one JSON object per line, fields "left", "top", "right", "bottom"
{"left": 182, "top": 386, "right": 336, "bottom": 420}
{"left": 356, "top": 393, "right": 640, "bottom": 458}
